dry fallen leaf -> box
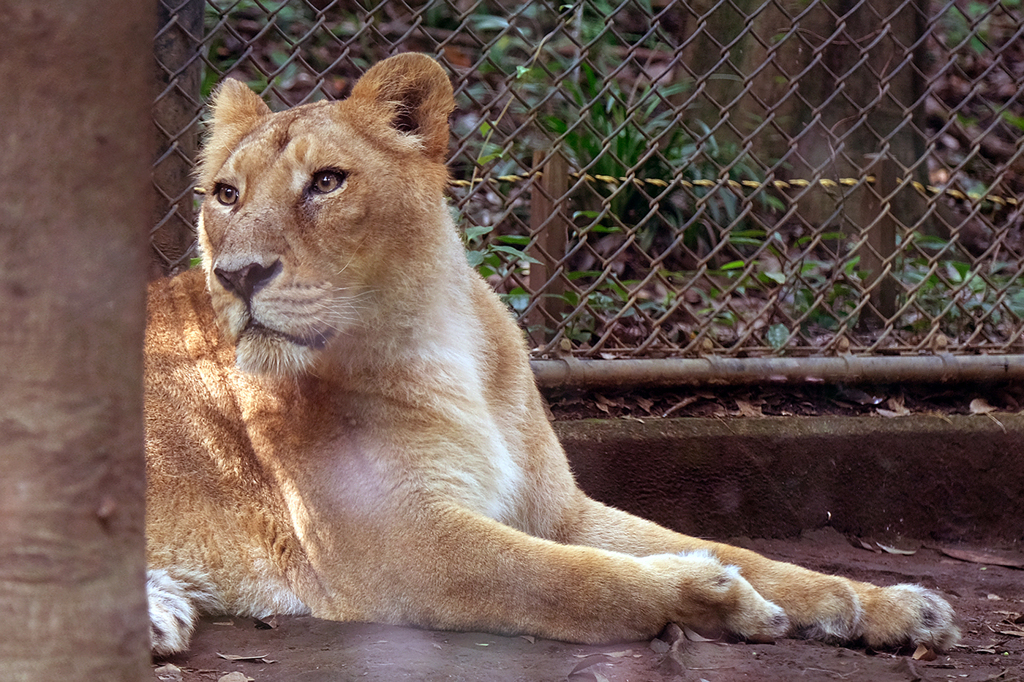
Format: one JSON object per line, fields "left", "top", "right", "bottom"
{"left": 567, "top": 656, "right": 619, "bottom": 682}
{"left": 252, "top": 615, "right": 277, "bottom": 630}
{"left": 876, "top": 542, "right": 917, "bottom": 555}
{"left": 835, "top": 386, "right": 882, "bottom": 405}
{"left": 938, "top": 547, "right": 1024, "bottom": 569}
{"left": 970, "top": 398, "right": 998, "bottom": 414}
{"left": 216, "top": 653, "right": 276, "bottom": 664}
{"left": 735, "top": 399, "right": 764, "bottom": 417}
{"left": 886, "top": 396, "right": 911, "bottom": 416}
{"left": 154, "top": 664, "right": 182, "bottom": 682}
{"left": 572, "top": 650, "right": 634, "bottom": 659}
{"left": 226, "top": 671, "right": 253, "bottom": 680}
{"left": 912, "top": 643, "right": 937, "bottom": 661}
{"left": 848, "top": 536, "right": 881, "bottom": 553}
{"left": 998, "top": 630, "right": 1024, "bottom": 638}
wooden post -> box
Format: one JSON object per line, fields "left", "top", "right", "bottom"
{"left": 528, "top": 150, "right": 570, "bottom": 347}
{"left": 857, "top": 154, "right": 898, "bottom": 325}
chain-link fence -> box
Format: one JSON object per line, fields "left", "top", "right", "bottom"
{"left": 153, "top": 0, "right": 1024, "bottom": 373}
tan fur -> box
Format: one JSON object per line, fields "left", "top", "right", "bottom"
{"left": 145, "top": 53, "right": 958, "bottom": 656}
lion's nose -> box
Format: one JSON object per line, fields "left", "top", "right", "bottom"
{"left": 214, "top": 260, "right": 282, "bottom": 301}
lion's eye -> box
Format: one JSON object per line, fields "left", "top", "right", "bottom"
{"left": 214, "top": 183, "right": 239, "bottom": 206}
{"left": 310, "top": 170, "right": 346, "bottom": 195}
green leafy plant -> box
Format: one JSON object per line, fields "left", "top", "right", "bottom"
{"left": 898, "top": 234, "right": 1024, "bottom": 341}
{"left": 543, "top": 63, "right": 766, "bottom": 253}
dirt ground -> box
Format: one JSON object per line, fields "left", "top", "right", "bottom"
{"left": 152, "top": 527, "right": 1023, "bottom": 682}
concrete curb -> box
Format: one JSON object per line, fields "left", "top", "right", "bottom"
{"left": 554, "top": 413, "right": 1024, "bottom": 541}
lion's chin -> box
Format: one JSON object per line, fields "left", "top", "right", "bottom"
{"left": 235, "top": 327, "right": 321, "bottom": 377}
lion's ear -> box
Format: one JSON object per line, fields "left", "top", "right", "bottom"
{"left": 198, "top": 79, "right": 271, "bottom": 186}
{"left": 210, "top": 78, "right": 272, "bottom": 130}
{"left": 348, "top": 53, "right": 455, "bottom": 163}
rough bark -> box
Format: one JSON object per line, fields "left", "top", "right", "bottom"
{"left": 0, "top": 1, "right": 152, "bottom": 680}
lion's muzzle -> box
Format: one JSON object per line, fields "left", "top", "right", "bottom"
{"left": 215, "top": 260, "right": 282, "bottom": 303}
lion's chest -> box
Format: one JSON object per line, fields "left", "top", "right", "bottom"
{"left": 243, "top": 388, "right": 530, "bottom": 531}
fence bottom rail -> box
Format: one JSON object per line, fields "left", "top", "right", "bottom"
{"left": 531, "top": 354, "right": 1024, "bottom": 389}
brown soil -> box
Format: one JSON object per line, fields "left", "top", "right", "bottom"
{"left": 152, "top": 527, "right": 1023, "bottom": 682}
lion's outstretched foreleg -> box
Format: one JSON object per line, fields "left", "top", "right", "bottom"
{"left": 557, "top": 495, "right": 959, "bottom": 650}
{"left": 296, "top": 503, "right": 788, "bottom": 646}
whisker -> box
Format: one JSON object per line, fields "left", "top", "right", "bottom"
{"left": 334, "top": 233, "right": 372, "bottom": 278}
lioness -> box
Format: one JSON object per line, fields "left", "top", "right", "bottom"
{"left": 146, "top": 53, "right": 958, "bottom": 656}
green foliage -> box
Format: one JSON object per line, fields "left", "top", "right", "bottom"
{"left": 460, "top": 217, "right": 538, "bottom": 283}
{"left": 545, "top": 225, "right": 1024, "bottom": 353}
{"left": 515, "top": 57, "right": 774, "bottom": 346}
{"left": 939, "top": 0, "right": 1021, "bottom": 55}
{"left": 899, "top": 234, "right": 1024, "bottom": 337}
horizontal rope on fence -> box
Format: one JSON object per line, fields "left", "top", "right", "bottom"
{"left": 198, "top": 171, "right": 1022, "bottom": 209}
{"left": 450, "top": 171, "right": 1022, "bottom": 209}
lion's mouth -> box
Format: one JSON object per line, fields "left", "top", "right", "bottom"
{"left": 245, "top": 321, "right": 333, "bottom": 350}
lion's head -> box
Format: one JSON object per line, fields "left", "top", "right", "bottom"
{"left": 195, "top": 53, "right": 457, "bottom": 376}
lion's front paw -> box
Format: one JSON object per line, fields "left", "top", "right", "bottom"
{"left": 860, "top": 584, "right": 959, "bottom": 651}
{"left": 147, "top": 568, "right": 223, "bottom": 656}
{"left": 645, "top": 550, "right": 790, "bottom": 642}
{"left": 148, "top": 569, "right": 197, "bottom": 656}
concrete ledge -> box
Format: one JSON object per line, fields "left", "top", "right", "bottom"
{"left": 554, "top": 414, "right": 1024, "bottom": 542}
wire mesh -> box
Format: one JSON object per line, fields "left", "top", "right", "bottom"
{"left": 153, "top": 0, "right": 1024, "bottom": 360}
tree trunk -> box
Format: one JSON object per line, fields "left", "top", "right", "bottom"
{"left": 0, "top": 2, "right": 152, "bottom": 680}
